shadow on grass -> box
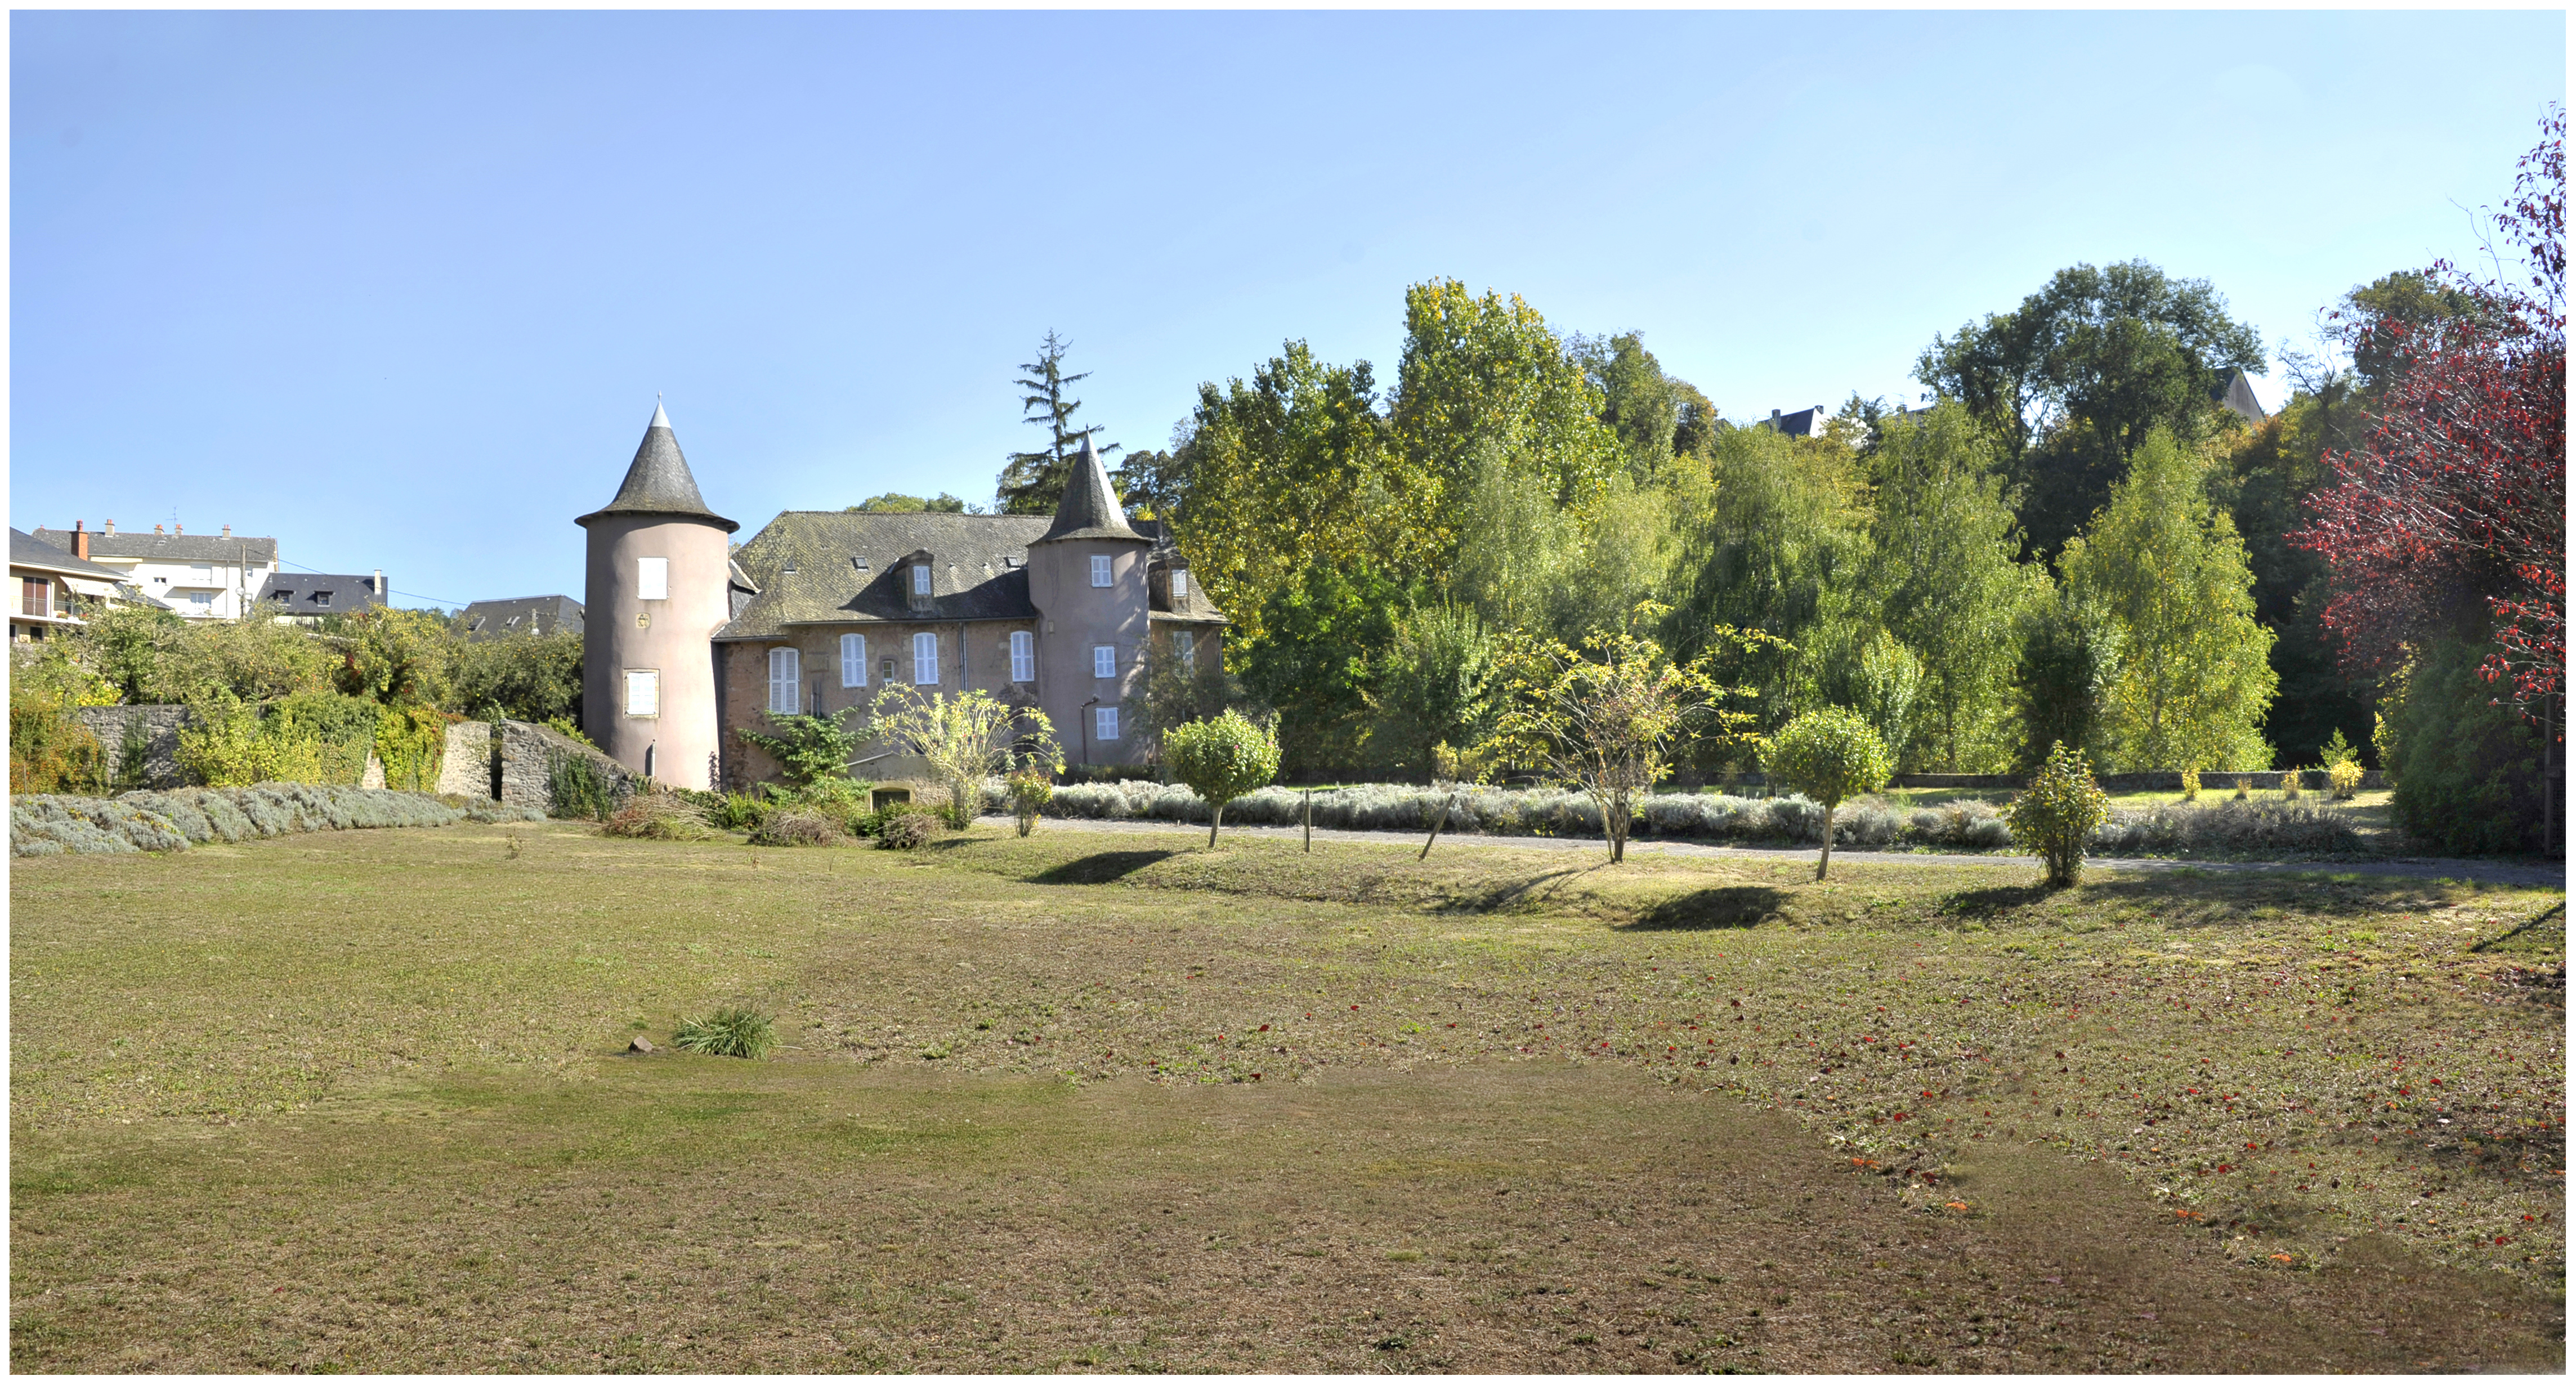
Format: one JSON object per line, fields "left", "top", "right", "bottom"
{"left": 1622, "top": 885, "right": 1792, "bottom": 931}
{"left": 1029, "top": 850, "right": 1182, "bottom": 885}
{"left": 2471, "top": 901, "right": 2566, "bottom": 953}
{"left": 1437, "top": 867, "right": 1591, "bottom": 915}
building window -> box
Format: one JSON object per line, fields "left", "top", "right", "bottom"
{"left": 1010, "top": 630, "right": 1035, "bottom": 683}
{"left": 912, "top": 631, "right": 939, "bottom": 685}
{"left": 1090, "top": 554, "right": 1112, "bottom": 588}
{"left": 912, "top": 564, "right": 932, "bottom": 596}
{"left": 314, "top": 590, "right": 332, "bottom": 607}
{"left": 840, "top": 633, "right": 867, "bottom": 688}
{"left": 625, "top": 669, "right": 661, "bottom": 718}
{"left": 189, "top": 564, "right": 214, "bottom": 585}
{"left": 1171, "top": 570, "right": 1188, "bottom": 601}
{"left": 768, "top": 647, "right": 800, "bottom": 713}
{"left": 21, "top": 577, "right": 47, "bottom": 618}
{"left": 1095, "top": 706, "right": 1119, "bottom": 741}
{"left": 1091, "top": 644, "right": 1115, "bottom": 679}
{"left": 638, "top": 557, "right": 669, "bottom": 601}
{"left": 880, "top": 656, "right": 896, "bottom": 682}
{"left": 1174, "top": 630, "right": 1197, "bottom": 667}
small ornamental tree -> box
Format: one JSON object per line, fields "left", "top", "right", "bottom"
{"left": 869, "top": 687, "right": 1062, "bottom": 828}
{"left": 736, "top": 709, "right": 867, "bottom": 792}
{"left": 1161, "top": 709, "right": 1281, "bottom": 848}
{"left": 1764, "top": 706, "right": 1895, "bottom": 880}
{"left": 1005, "top": 765, "right": 1053, "bottom": 837}
{"left": 2006, "top": 740, "right": 2112, "bottom": 888}
{"left": 1481, "top": 602, "right": 1773, "bottom": 864}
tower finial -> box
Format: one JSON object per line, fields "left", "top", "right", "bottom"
{"left": 650, "top": 396, "right": 670, "bottom": 431}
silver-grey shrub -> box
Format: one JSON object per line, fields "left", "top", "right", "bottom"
{"left": 1018, "top": 780, "right": 2360, "bottom": 858}
{"left": 12, "top": 785, "right": 543, "bottom": 857}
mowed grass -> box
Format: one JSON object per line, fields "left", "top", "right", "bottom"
{"left": 11, "top": 819, "right": 2564, "bottom": 1371}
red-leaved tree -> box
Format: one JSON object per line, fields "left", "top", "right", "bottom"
{"left": 2296, "top": 109, "right": 2565, "bottom": 730}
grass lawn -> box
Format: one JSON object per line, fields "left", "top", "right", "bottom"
{"left": 11, "top": 819, "right": 2564, "bottom": 1371}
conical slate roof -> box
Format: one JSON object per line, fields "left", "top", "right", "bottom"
{"left": 1034, "top": 436, "right": 1147, "bottom": 544}
{"left": 576, "top": 402, "right": 739, "bottom": 532}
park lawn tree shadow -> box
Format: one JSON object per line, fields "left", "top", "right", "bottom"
{"left": 1029, "top": 850, "right": 1182, "bottom": 885}
{"left": 1622, "top": 884, "right": 1791, "bottom": 931}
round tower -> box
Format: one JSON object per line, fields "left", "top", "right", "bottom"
{"left": 578, "top": 402, "right": 737, "bottom": 786}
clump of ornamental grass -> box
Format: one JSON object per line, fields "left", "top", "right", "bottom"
{"left": 2180, "top": 767, "right": 2201, "bottom": 802}
{"left": 2005, "top": 741, "right": 2110, "bottom": 888}
{"left": 672, "top": 1006, "right": 777, "bottom": 1060}
{"left": 745, "top": 808, "right": 850, "bottom": 847}
{"left": 602, "top": 792, "right": 717, "bottom": 841}
{"left": 875, "top": 803, "right": 943, "bottom": 850}
{"left": 2327, "top": 759, "right": 2364, "bottom": 799}
{"left": 1007, "top": 765, "right": 1054, "bottom": 837}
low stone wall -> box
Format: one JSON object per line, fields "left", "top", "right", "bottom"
{"left": 74, "top": 706, "right": 193, "bottom": 790}
{"left": 496, "top": 720, "right": 638, "bottom": 814}
{"left": 436, "top": 722, "right": 497, "bottom": 799}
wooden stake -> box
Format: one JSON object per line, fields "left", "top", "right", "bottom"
{"left": 1419, "top": 791, "right": 1461, "bottom": 862}
{"left": 1303, "top": 788, "right": 1312, "bottom": 852}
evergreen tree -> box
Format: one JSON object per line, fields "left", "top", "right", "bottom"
{"left": 994, "top": 331, "right": 1118, "bottom": 514}
{"left": 2060, "top": 427, "right": 2277, "bottom": 772}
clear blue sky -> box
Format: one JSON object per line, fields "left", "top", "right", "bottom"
{"left": 12, "top": 10, "right": 2564, "bottom": 609}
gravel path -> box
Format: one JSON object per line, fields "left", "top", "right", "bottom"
{"left": 979, "top": 813, "right": 2566, "bottom": 889}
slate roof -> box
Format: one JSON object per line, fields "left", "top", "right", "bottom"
{"left": 1135, "top": 521, "right": 1228, "bottom": 625}
{"left": 255, "top": 572, "right": 386, "bottom": 615}
{"left": 2210, "top": 367, "right": 2269, "bottom": 424}
{"left": 458, "top": 594, "right": 585, "bottom": 640}
{"left": 1761, "top": 406, "right": 1824, "bottom": 438}
{"left": 576, "top": 402, "right": 739, "bottom": 533}
{"left": 1035, "top": 437, "right": 1148, "bottom": 544}
{"left": 717, "top": 512, "right": 1055, "bottom": 641}
{"left": 11, "top": 527, "right": 134, "bottom": 582}
{"left": 28, "top": 527, "right": 278, "bottom": 566}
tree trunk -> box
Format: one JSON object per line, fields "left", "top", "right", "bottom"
{"left": 1817, "top": 804, "right": 1835, "bottom": 880}
{"left": 1209, "top": 799, "right": 1223, "bottom": 849}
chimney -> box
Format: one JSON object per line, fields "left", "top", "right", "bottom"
{"left": 175, "top": 522, "right": 183, "bottom": 535}
{"left": 155, "top": 523, "right": 166, "bottom": 535}
{"left": 373, "top": 570, "right": 385, "bottom": 598}
{"left": 1770, "top": 408, "right": 1782, "bottom": 425}
{"left": 73, "top": 521, "right": 89, "bottom": 561}
{"left": 221, "top": 524, "right": 231, "bottom": 539}
{"left": 103, "top": 519, "right": 115, "bottom": 536}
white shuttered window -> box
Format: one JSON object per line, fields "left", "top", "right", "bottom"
{"left": 1092, "top": 644, "right": 1115, "bottom": 678}
{"left": 1095, "top": 706, "right": 1119, "bottom": 741}
{"left": 840, "top": 633, "right": 867, "bottom": 688}
{"left": 638, "top": 557, "right": 669, "bottom": 600}
{"left": 1174, "top": 630, "right": 1197, "bottom": 667}
{"left": 1090, "top": 554, "right": 1112, "bottom": 587}
{"left": 767, "top": 648, "right": 800, "bottom": 713}
{"left": 912, "top": 631, "right": 939, "bottom": 685}
{"left": 1010, "top": 630, "right": 1035, "bottom": 683}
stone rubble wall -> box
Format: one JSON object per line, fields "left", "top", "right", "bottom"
{"left": 74, "top": 705, "right": 194, "bottom": 790}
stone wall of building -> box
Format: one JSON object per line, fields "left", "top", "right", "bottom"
{"left": 75, "top": 705, "right": 193, "bottom": 790}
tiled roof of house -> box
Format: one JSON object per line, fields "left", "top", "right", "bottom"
{"left": 458, "top": 594, "right": 585, "bottom": 640}
{"left": 1034, "top": 437, "right": 1148, "bottom": 544}
{"left": 717, "top": 512, "right": 1056, "bottom": 640}
{"left": 29, "top": 527, "right": 277, "bottom": 566}
{"left": 255, "top": 572, "right": 385, "bottom": 615}
{"left": 576, "top": 402, "right": 739, "bottom": 533}
{"left": 11, "top": 527, "right": 133, "bottom": 581}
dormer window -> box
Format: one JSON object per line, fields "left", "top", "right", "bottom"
{"left": 913, "top": 564, "right": 932, "bottom": 596}
{"left": 1090, "top": 555, "right": 1112, "bottom": 588}
{"left": 1171, "top": 570, "right": 1188, "bottom": 601}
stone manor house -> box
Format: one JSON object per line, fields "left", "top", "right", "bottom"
{"left": 579, "top": 405, "right": 1227, "bottom": 791}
